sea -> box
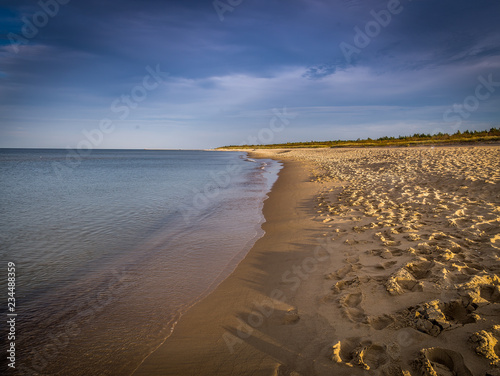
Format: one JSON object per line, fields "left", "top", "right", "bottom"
{"left": 0, "top": 149, "right": 281, "bottom": 376}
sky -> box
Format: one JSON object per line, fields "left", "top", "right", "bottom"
{"left": 0, "top": 0, "right": 499, "bottom": 149}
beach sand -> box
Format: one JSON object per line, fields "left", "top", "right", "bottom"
{"left": 134, "top": 146, "right": 500, "bottom": 376}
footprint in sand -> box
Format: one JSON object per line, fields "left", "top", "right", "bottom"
{"left": 370, "top": 248, "right": 405, "bottom": 259}
{"left": 385, "top": 257, "right": 437, "bottom": 295}
{"left": 385, "top": 268, "right": 423, "bottom": 296}
{"left": 369, "top": 314, "right": 395, "bottom": 330}
{"left": 405, "top": 258, "right": 434, "bottom": 280}
{"left": 469, "top": 328, "right": 500, "bottom": 366}
{"left": 415, "top": 347, "right": 473, "bottom": 376}
{"left": 441, "top": 300, "right": 478, "bottom": 326}
{"left": 331, "top": 276, "right": 361, "bottom": 294}
{"left": 324, "top": 263, "right": 354, "bottom": 280}
{"left": 390, "top": 249, "right": 404, "bottom": 257}
{"left": 479, "top": 284, "right": 500, "bottom": 303}
{"left": 331, "top": 337, "right": 389, "bottom": 370}
{"left": 339, "top": 292, "right": 366, "bottom": 323}
{"left": 374, "top": 231, "right": 402, "bottom": 247}
{"left": 401, "top": 299, "right": 478, "bottom": 337}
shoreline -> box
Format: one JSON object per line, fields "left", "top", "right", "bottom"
{"left": 128, "top": 152, "right": 283, "bottom": 375}
{"left": 133, "top": 157, "right": 329, "bottom": 375}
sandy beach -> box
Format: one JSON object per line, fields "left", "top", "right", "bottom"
{"left": 134, "top": 145, "right": 500, "bottom": 376}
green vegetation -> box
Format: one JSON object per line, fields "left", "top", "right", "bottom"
{"left": 218, "top": 128, "right": 500, "bottom": 149}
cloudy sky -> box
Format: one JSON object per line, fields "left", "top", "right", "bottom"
{"left": 1, "top": 0, "right": 499, "bottom": 149}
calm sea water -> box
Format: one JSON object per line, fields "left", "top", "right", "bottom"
{"left": 0, "top": 149, "right": 281, "bottom": 375}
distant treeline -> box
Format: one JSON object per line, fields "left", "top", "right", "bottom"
{"left": 218, "top": 127, "right": 500, "bottom": 149}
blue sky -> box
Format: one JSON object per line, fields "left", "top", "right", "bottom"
{"left": 1, "top": 0, "right": 499, "bottom": 149}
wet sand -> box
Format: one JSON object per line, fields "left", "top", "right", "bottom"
{"left": 134, "top": 146, "right": 500, "bottom": 376}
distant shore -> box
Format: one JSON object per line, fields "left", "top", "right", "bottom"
{"left": 134, "top": 145, "right": 500, "bottom": 375}
{"left": 217, "top": 128, "right": 500, "bottom": 150}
